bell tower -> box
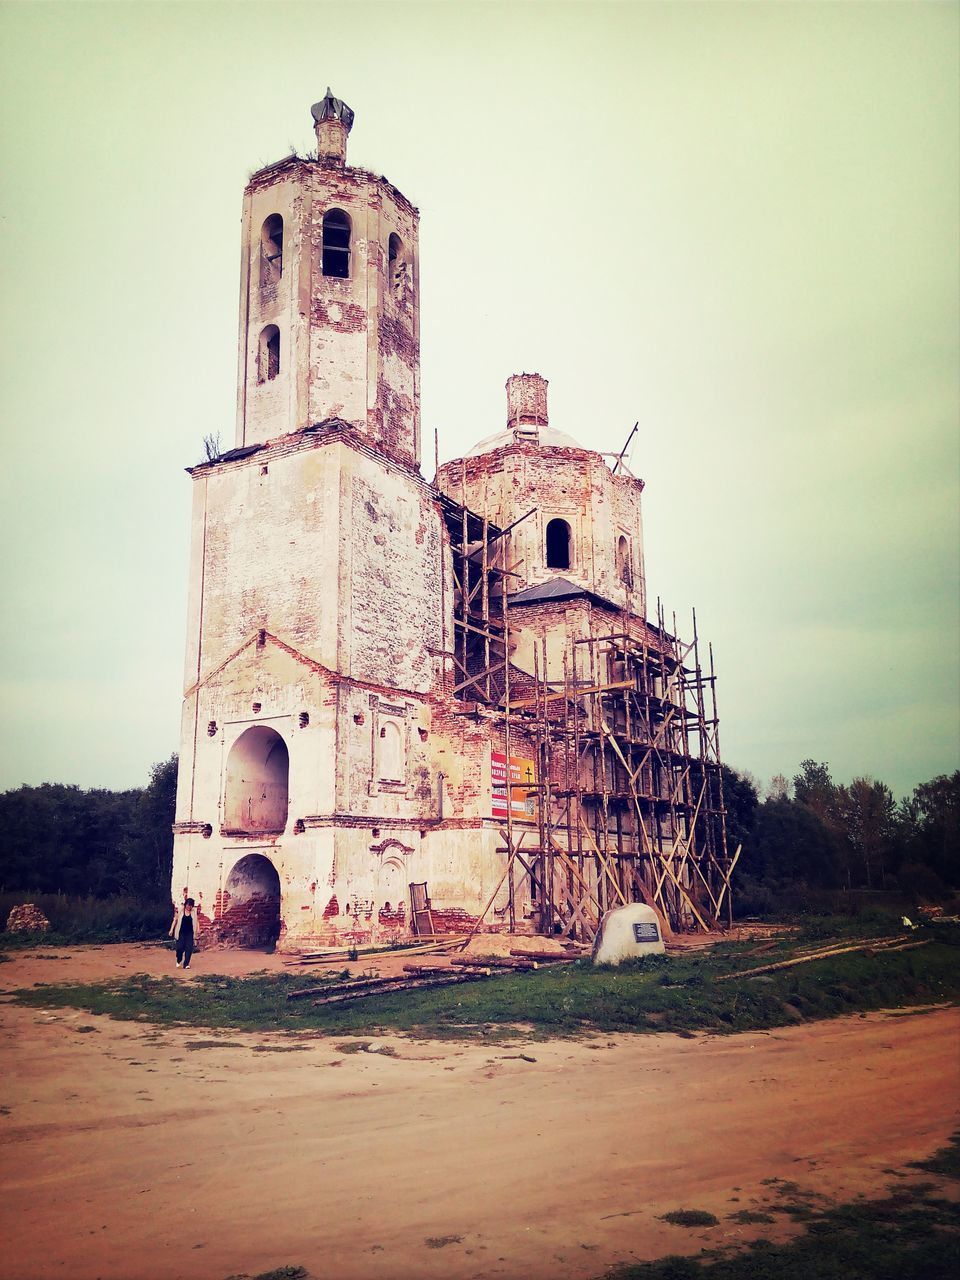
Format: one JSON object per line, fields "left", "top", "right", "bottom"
{"left": 235, "top": 90, "right": 421, "bottom": 468}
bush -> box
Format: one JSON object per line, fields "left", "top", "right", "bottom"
{"left": 731, "top": 874, "right": 778, "bottom": 918}
{"left": 897, "top": 862, "right": 948, "bottom": 903}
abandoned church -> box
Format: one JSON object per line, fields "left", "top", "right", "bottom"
{"left": 170, "top": 92, "right": 736, "bottom": 950}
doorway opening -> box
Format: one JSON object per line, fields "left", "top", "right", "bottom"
{"left": 221, "top": 854, "right": 282, "bottom": 948}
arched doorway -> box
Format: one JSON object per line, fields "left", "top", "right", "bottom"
{"left": 221, "top": 853, "right": 282, "bottom": 948}
{"left": 224, "top": 725, "right": 289, "bottom": 834}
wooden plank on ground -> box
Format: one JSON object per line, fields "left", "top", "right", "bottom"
{"left": 717, "top": 937, "right": 930, "bottom": 982}
{"left": 509, "top": 950, "right": 579, "bottom": 962}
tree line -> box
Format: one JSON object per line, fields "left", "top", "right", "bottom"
{"left": 0, "top": 755, "right": 177, "bottom": 904}
{"left": 0, "top": 753, "right": 956, "bottom": 918}
{"left": 723, "top": 761, "right": 958, "bottom": 914}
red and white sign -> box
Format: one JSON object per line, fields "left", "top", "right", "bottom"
{"left": 491, "top": 751, "right": 537, "bottom": 821}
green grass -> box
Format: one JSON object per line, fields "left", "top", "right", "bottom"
{"left": 604, "top": 1135, "right": 960, "bottom": 1279}
{"left": 911, "top": 1131, "right": 960, "bottom": 1180}
{"left": 11, "top": 931, "right": 959, "bottom": 1041}
{"left": 660, "top": 1211, "right": 719, "bottom": 1228}
{"left": 792, "top": 908, "right": 911, "bottom": 942}
{"left": 0, "top": 892, "right": 170, "bottom": 946}
{"left": 224, "top": 1268, "right": 308, "bottom": 1280}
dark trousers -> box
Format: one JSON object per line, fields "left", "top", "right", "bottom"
{"left": 176, "top": 934, "right": 194, "bottom": 967}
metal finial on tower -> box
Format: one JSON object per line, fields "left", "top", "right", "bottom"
{"left": 311, "top": 88, "right": 355, "bottom": 134}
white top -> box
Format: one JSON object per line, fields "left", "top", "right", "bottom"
{"left": 464, "top": 426, "right": 584, "bottom": 458}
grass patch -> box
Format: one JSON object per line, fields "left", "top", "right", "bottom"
{"left": 224, "top": 1268, "right": 308, "bottom": 1280}
{"left": 605, "top": 1134, "right": 960, "bottom": 1280}
{"left": 661, "top": 1210, "right": 719, "bottom": 1228}
{"left": 792, "top": 907, "right": 909, "bottom": 943}
{"left": 911, "top": 1131, "right": 960, "bottom": 1179}
{"left": 333, "top": 1039, "right": 398, "bottom": 1056}
{"left": 11, "top": 927, "right": 959, "bottom": 1042}
{"left": 0, "top": 892, "right": 170, "bottom": 946}
{"left": 184, "top": 1039, "right": 248, "bottom": 1051}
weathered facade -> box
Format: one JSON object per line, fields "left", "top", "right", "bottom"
{"left": 171, "top": 95, "right": 732, "bottom": 950}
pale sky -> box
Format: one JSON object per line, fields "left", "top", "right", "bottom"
{"left": 1, "top": 0, "right": 957, "bottom": 798}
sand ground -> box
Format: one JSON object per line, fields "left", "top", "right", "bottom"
{"left": 0, "top": 943, "right": 957, "bottom": 1280}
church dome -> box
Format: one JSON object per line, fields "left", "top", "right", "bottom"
{"left": 464, "top": 425, "right": 585, "bottom": 457}
{"left": 462, "top": 373, "right": 585, "bottom": 457}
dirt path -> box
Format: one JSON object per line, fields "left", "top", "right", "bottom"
{"left": 0, "top": 945, "right": 957, "bottom": 1280}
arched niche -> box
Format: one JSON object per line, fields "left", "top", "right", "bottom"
{"left": 224, "top": 725, "right": 289, "bottom": 834}
{"left": 376, "top": 854, "right": 407, "bottom": 927}
{"left": 378, "top": 719, "right": 403, "bottom": 782}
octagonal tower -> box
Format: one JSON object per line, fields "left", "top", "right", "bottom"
{"left": 236, "top": 89, "right": 421, "bottom": 468}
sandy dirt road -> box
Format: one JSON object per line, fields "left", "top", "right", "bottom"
{"left": 0, "top": 944, "right": 957, "bottom": 1280}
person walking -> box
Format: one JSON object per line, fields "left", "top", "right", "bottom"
{"left": 169, "top": 897, "right": 201, "bottom": 970}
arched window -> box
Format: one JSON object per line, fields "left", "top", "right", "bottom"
{"left": 258, "top": 325, "right": 280, "bottom": 383}
{"left": 259, "top": 214, "right": 283, "bottom": 286}
{"left": 322, "top": 208, "right": 351, "bottom": 278}
{"left": 617, "top": 535, "right": 633, "bottom": 588}
{"left": 388, "top": 232, "right": 407, "bottom": 297}
{"left": 546, "top": 518, "right": 572, "bottom": 570}
{"left": 224, "top": 726, "right": 290, "bottom": 834}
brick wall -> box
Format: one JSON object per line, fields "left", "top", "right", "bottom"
{"left": 436, "top": 439, "right": 646, "bottom": 613}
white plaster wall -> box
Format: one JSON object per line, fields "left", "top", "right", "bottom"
{"left": 337, "top": 449, "right": 445, "bottom": 694}
{"left": 235, "top": 157, "right": 420, "bottom": 465}
{"left": 237, "top": 172, "right": 307, "bottom": 447}
{"left": 189, "top": 442, "right": 341, "bottom": 676}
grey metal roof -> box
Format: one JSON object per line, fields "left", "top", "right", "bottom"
{"left": 508, "top": 577, "right": 614, "bottom": 607}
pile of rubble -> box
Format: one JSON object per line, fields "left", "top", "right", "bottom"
{"left": 5, "top": 903, "right": 51, "bottom": 934}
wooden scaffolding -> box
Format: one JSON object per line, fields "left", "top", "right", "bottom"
{"left": 440, "top": 491, "right": 737, "bottom": 941}
{"left": 512, "top": 610, "right": 738, "bottom": 940}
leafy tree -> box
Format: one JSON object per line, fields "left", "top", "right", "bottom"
{"left": 0, "top": 756, "right": 178, "bottom": 902}
{"left": 0, "top": 783, "right": 139, "bottom": 895}
{"left": 726, "top": 756, "right": 957, "bottom": 917}
{"left": 793, "top": 759, "right": 838, "bottom": 819}
{"left": 121, "top": 754, "right": 178, "bottom": 900}
{"left": 836, "top": 777, "right": 896, "bottom": 890}
{"left": 719, "top": 764, "right": 759, "bottom": 855}
{"left": 750, "top": 796, "right": 841, "bottom": 888}
{"left": 767, "top": 773, "right": 791, "bottom": 801}
{"left": 897, "top": 771, "right": 959, "bottom": 887}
